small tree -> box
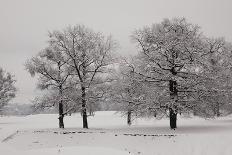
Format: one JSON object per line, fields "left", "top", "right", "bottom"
{"left": 26, "top": 48, "right": 72, "bottom": 128}
{"left": 110, "top": 58, "right": 160, "bottom": 125}
{"left": 0, "top": 67, "right": 16, "bottom": 113}
{"left": 47, "top": 25, "right": 116, "bottom": 128}
{"left": 111, "top": 61, "right": 141, "bottom": 125}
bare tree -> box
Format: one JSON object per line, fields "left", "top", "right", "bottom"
{"left": 47, "top": 25, "right": 116, "bottom": 128}
{"left": 26, "top": 48, "right": 72, "bottom": 128}
{"left": 0, "top": 67, "right": 16, "bottom": 113}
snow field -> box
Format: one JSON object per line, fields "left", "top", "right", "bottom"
{"left": 1, "top": 111, "right": 232, "bottom": 155}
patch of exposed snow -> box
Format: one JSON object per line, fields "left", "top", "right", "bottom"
{"left": 24, "top": 146, "right": 132, "bottom": 155}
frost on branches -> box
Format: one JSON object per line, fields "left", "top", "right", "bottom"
{"left": 0, "top": 67, "right": 16, "bottom": 113}
{"left": 46, "top": 25, "right": 116, "bottom": 128}
{"left": 196, "top": 38, "right": 232, "bottom": 117}
{"left": 127, "top": 18, "right": 232, "bottom": 129}
{"left": 26, "top": 25, "right": 116, "bottom": 129}
{"left": 25, "top": 48, "right": 72, "bottom": 128}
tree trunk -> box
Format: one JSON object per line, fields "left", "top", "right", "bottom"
{"left": 216, "top": 102, "right": 220, "bottom": 117}
{"left": 82, "top": 86, "right": 88, "bottom": 129}
{"left": 58, "top": 102, "right": 64, "bottom": 128}
{"left": 169, "top": 79, "right": 177, "bottom": 129}
{"left": 169, "top": 108, "right": 177, "bottom": 129}
{"left": 58, "top": 63, "right": 64, "bottom": 128}
{"left": 193, "top": 106, "right": 197, "bottom": 116}
{"left": 154, "top": 111, "right": 157, "bottom": 117}
{"left": 127, "top": 110, "right": 132, "bottom": 126}
{"left": 58, "top": 84, "right": 64, "bottom": 128}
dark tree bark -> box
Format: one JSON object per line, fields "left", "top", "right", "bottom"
{"left": 215, "top": 102, "right": 220, "bottom": 117}
{"left": 58, "top": 63, "right": 65, "bottom": 129}
{"left": 58, "top": 85, "right": 64, "bottom": 128}
{"left": 58, "top": 102, "right": 64, "bottom": 128}
{"left": 169, "top": 108, "right": 177, "bottom": 129}
{"left": 127, "top": 110, "right": 132, "bottom": 126}
{"left": 153, "top": 111, "right": 157, "bottom": 117}
{"left": 169, "top": 79, "right": 178, "bottom": 129}
{"left": 82, "top": 86, "right": 88, "bottom": 129}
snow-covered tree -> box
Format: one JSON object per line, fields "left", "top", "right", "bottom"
{"left": 111, "top": 58, "right": 174, "bottom": 125}
{"left": 26, "top": 48, "right": 72, "bottom": 128}
{"left": 131, "top": 18, "right": 207, "bottom": 129}
{"left": 129, "top": 18, "right": 232, "bottom": 128}
{"left": 196, "top": 38, "right": 232, "bottom": 117}
{"left": 110, "top": 60, "right": 143, "bottom": 125}
{"left": 0, "top": 67, "right": 16, "bottom": 113}
{"left": 47, "top": 25, "right": 116, "bottom": 128}
{"left": 31, "top": 88, "right": 81, "bottom": 115}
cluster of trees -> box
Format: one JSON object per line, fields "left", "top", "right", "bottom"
{"left": 25, "top": 25, "right": 116, "bottom": 128}
{"left": 0, "top": 67, "right": 16, "bottom": 114}
{"left": 112, "top": 18, "right": 232, "bottom": 129}
{"left": 1, "top": 103, "right": 34, "bottom": 116}
{"left": 25, "top": 18, "right": 232, "bottom": 129}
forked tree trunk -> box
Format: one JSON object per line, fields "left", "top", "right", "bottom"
{"left": 169, "top": 79, "right": 177, "bottom": 129}
{"left": 82, "top": 86, "right": 88, "bottom": 129}
{"left": 127, "top": 110, "right": 132, "bottom": 126}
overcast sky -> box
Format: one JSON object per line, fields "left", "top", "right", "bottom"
{"left": 0, "top": 0, "right": 232, "bottom": 104}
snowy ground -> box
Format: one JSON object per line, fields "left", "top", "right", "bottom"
{"left": 1, "top": 111, "right": 232, "bottom": 155}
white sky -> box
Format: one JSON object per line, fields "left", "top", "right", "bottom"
{"left": 0, "top": 0, "right": 232, "bottom": 103}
